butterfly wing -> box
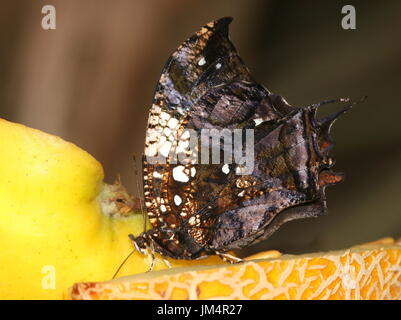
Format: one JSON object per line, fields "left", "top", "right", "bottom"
{"left": 140, "top": 17, "right": 345, "bottom": 259}
{"left": 142, "top": 17, "right": 288, "bottom": 258}
{"left": 209, "top": 105, "right": 347, "bottom": 251}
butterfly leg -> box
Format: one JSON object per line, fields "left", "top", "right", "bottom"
{"left": 162, "top": 258, "right": 172, "bottom": 268}
{"left": 215, "top": 251, "right": 244, "bottom": 264}
{"left": 129, "top": 233, "right": 157, "bottom": 272}
{"left": 145, "top": 240, "right": 156, "bottom": 272}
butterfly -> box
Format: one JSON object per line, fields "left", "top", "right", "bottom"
{"left": 129, "top": 17, "right": 358, "bottom": 264}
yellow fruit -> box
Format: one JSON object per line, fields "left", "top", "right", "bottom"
{"left": 70, "top": 238, "right": 401, "bottom": 300}
{"left": 0, "top": 118, "right": 222, "bottom": 299}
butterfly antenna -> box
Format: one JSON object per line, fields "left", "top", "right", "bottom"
{"left": 132, "top": 154, "right": 147, "bottom": 233}
{"left": 310, "top": 97, "right": 350, "bottom": 108}
{"left": 112, "top": 248, "right": 136, "bottom": 279}
{"left": 309, "top": 95, "right": 367, "bottom": 109}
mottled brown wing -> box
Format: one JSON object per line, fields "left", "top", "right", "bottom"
{"left": 208, "top": 106, "right": 348, "bottom": 251}
{"left": 142, "top": 17, "right": 286, "bottom": 256}
{"left": 139, "top": 17, "right": 348, "bottom": 260}
{"left": 143, "top": 17, "right": 249, "bottom": 225}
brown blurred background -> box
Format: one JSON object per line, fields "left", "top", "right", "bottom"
{"left": 1, "top": 0, "right": 400, "bottom": 255}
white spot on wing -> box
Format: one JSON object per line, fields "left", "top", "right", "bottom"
{"left": 253, "top": 118, "right": 264, "bottom": 126}
{"left": 188, "top": 216, "right": 196, "bottom": 225}
{"left": 153, "top": 171, "right": 163, "bottom": 179}
{"left": 158, "top": 135, "right": 167, "bottom": 145}
{"left": 174, "top": 195, "right": 182, "bottom": 206}
{"left": 146, "top": 128, "right": 159, "bottom": 142}
{"left": 151, "top": 104, "right": 161, "bottom": 113}
{"left": 159, "top": 141, "right": 172, "bottom": 157}
{"left": 145, "top": 144, "right": 157, "bottom": 157}
{"left": 167, "top": 117, "right": 179, "bottom": 129}
{"left": 159, "top": 112, "right": 171, "bottom": 126}
{"left": 163, "top": 127, "right": 171, "bottom": 136}
{"left": 160, "top": 112, "right": 170, "bottom": 121}
{"left": 236, "top": 165, "right": 248, "bottom": 175}
{"left": 148, "top": 115, "right": 159, "bottom": 125}
{"left": 177, "top": 139, "right": 189, "bottom": 151}
{"left": 198, "top": 57, "right": 206, "bottom": 66}
{"left": 222, "top": 164, "right": 230, "bottom": 174}
{"left": 181, "top": 130, "right": 190, "bottom": 139}
{"left": 172, "top": 165, "right": 189, "bottom": 183}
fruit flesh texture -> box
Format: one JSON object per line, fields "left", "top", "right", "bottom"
{"left": 71, "top": 239, "right": 401, "bottom": 300}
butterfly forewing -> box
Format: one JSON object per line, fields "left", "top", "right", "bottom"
{"left": 143, "top": 18, "right": 255, "bottom": 235}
